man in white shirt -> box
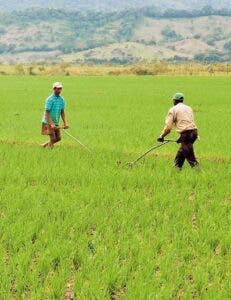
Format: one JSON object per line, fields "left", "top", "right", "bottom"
{"left": 158, "top": 93, "right": 199, "bottom": 169}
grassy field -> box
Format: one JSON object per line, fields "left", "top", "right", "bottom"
{"left": 0, "top": 76, "right": 230, "bottom": 299}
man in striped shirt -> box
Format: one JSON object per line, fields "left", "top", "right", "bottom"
{"left": 41, "top": 82, "right": 69, "bottom": 148}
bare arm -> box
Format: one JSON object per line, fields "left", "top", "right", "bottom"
{"left": 45, "top": 110, "right": 55, "bottom": 127}
{"left": 61, "top": 109, "right": 69, "bottom": 128}
{"left": 160, "top": 126, "right": 171, "bottom": 139}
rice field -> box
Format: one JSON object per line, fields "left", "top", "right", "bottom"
{"left": 0, "top": 75, "right": 230, "bottom": 299}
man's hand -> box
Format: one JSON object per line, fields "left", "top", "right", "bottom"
{"left": 63, "top": 124, "right": 69, "bottom": 129}
{"left": 157, "top": 136, "right": 164, "bottom": 143}
{"left": 50, "top": 123, "right": 57, "bottom": 130}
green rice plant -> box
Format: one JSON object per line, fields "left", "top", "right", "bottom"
{"left": 0, "top": 76, "right": 230, "bottom": 299}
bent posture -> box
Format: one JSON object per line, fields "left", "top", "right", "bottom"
{"left": 158, "top": 93, "right": 199, "bottom": 169}
{"left": 41, "top": 82, "right": 69, "bottom": 148}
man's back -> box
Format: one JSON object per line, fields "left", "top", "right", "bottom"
{"left": 170, "top": 103, "right": 197, "bottom": 133}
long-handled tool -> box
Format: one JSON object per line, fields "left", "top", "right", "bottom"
{"left": 126, "top": 140, "right": 177, "bottom": 168}
{"left": 60, "top": 127, "right": 92, "bottom": 153}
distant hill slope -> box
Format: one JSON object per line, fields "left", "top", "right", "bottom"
{"left": 0, "top": 8, "right": 230, "bottom": 64}
{"left": 0, "top": 0, "right": 230, "bottom": 11}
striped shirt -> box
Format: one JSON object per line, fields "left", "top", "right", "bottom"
{"left": 42, "top": 94, "right": 65, "bottom": 125}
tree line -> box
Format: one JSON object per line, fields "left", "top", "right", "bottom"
{"left": 0, "top": 6, "right": 230, "bottom": 25}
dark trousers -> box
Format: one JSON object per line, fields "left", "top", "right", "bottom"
{"left": 175, "top": 129, "right": 199, "bottom": 168}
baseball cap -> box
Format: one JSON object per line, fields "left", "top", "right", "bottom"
{"left": 172, "top": 92, "right": 184, "bottom": 101}
{"left": 53, "top": 82, "right": 63, "bottom": 89}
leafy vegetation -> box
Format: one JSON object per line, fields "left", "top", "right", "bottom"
{"left": 224, "top": 41, "right": 231, "bottom": 51}
{"left": 0, "top": 75, "right": 230, "bottom": 298}
{"left": 161, "top": 27, "right": 183, "bottom": 42}
{"left": 0, "top": 0, "right": 231, "bottom": 12}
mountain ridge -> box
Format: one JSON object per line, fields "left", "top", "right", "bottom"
{"left": 0, "top": 7, "right": 230, "bottom": 64}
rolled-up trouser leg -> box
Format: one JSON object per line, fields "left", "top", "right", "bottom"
{"left": 175, "top": 129, "right": 199, "bottom": 168}
{"left": 174, "top": 146, "right": 186, "bottom": 168}
{"left": 49, "top": 128, "right": 61, "bottom": 146}
{"left": 182, "top": 143, "right": 198, "bottom": 167}
{"left": 55, "top": 128, "right": 61, "bottom": 142}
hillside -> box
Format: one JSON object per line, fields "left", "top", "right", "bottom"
{"left": 0, "top": 8, "right": 230, "bottom": 64}
{"left": 0, "top": 0, "right": 230, "bottom": 11}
